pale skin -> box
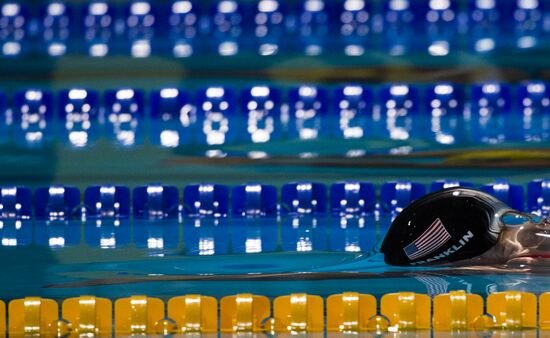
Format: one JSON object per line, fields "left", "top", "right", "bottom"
{"left": 454, "top": 213, "right": 550, "bottom": 269}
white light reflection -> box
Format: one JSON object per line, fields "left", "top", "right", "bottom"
{"left": 295, "top": 86, "right": 321, "bottom": 140}
{"left": 434, "top": 84, "right": 454, "bottom": 95}
{"left": 116, "top": 89, "right": 135, "bottom": 100}
{"left": 199, "top": 238, "right": 215, "bottom": 255}
{"left": 25, "top": 132, "right": 43, "bottom": 143}
{"left": 428, "top": 41, "right": 449, "bottom": 56}
{"left": 2, "top": 42, "right": 21, "bottom": 56}
{"left": 482, "top": 83, "right": 501, "bottom": 94}
{"left": 89, "top": 43, "right": 109, "bottom": 57}
{"left": 344, "top": 45, "right": 365, "bottom": 56}
{"left": 517, "top": 36, "right": 536, "bottom": 49}
{"left": 305, "top": 44, "right": 322, "bottom": 56}
{"left": 305, "top": 0, "right": 324, "bottom": 12}
{"left": 147, "top": 185, "right": 164, "bottom": 195}
{"left": 218, "top": 1, "right": 237, "bottom": 14}
{"left": 68, "top": 131, "right": 89, "bottom": 147}
{"left": 147, "top": 237, "right": 164, "bottom": 249}
{"left": 248, "top": 151, "right": 268, "bottom": 159}
{"left": 49, "top": 236, "right": 65, "bottom": 248}
{"left": 475, "top": 38, "right": 495, "bottom": 52}
{"left": 299, "top": 86, "right": 317, "bottom": 97}
{"left": 389, "top": 0, "right": 409, "bottom": 11}
{"left": 247, "top": 87, "right": 274, "bottom": 143}
{"left": 206, "top": 87, "right": 224, "bottom": 98}
{"left": 203, "top": 113, "right": 228, "bottom": 145}
{"left": 218, "top": 41, "right": 238, "bottom": 56}
{"left": 2, "top": 238, "right": 17, "bottom": 246}
{"left": 2, "top": 3, "right": 20, "bottom": 16}
{"left": 160, "top": 130, "right": 180, "bottom": 148}
{"left": 339, "top": 87, "right": 365, "bottom": 139}
{"left": 68, "top": 89, "right": 88, "bottom": 100}
{"left": 527, "top": 83, "right": 545, "bottom": 93}
{"left": 100, "top": 236, "right": 116, "bottom": 249}
{"left": 131, "top": 2, "right": 151, "bottom": 15}
{"left": 25, "top": 90, "right": 42, "bottom": 101}
{"left": 429, "top": 0, "right": 450, "bottom": 10}
{"left": 344, "top": 0, "right": 365, "bottom": 11}
{"left": 259, "top": 43, "right": 278, "bottom": 56}
{"left": 518, "top": 0, "right": 539, "bottom": 9}
{"left": 345, "top": 242, "right": 361, "bottom": 252}
{"left": 160, "top": 88, "right": 178, "bottom": 99}
{"left": 245, "top": 238, "right": 262, "bottom": 253}
{"left": 173, "top": 42, "right": 193, "bottom": 57}
{"left": 259, "top": 0, "right": 278, "bottom": 12}
{"left": 389, "top": 85, "right": 409, "bottom": 96}
{"left": 476, "top": 0, "right": 496, "bottom": 9}
{"left": 172, "top": 1, "right": 192, "bottom": 14}
{"left": 296, "top": 237, "right": 312, "bottom": 252}
{"left": 131, "top": 39, "right": 151, "bottom": 58}
{"left": 90, "top": 2, "right": 108, "bottom": 16}
{"left": 47, "top": 3, "right": 66, "bottom": 16}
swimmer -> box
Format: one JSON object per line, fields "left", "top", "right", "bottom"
{"left": 381, "top": 187, "right": 550, "bottom": 267}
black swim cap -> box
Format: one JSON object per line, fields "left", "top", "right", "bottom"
{"left": 381, "top": 188, "right": 511, "bottom": 266}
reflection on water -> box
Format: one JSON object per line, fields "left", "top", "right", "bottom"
{"left": 105, "top": 89, "right": 143, "bottom": 147}
{"left": 198, "top": 87, "right": 233, "bottom": 146}
{"left": 0, "top": 216, "right": 382, "bottom": 255}
{"left": 244, "top": 86, "right": 279, "bottom": 144}
{"left": 1, "top": 83, "right": 547, "bottom": 152}
{"left": 381, "top": 84, "right": 418, "bottom": 141}
{"left": 289, "top": 86, "right": 327, "bottom": 141}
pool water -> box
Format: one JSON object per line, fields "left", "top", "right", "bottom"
{"left": 1, "top": 0, "right": 550, "bottom": 334}
{"left": 1, "top": 214, "right": 549, "bottom": 303}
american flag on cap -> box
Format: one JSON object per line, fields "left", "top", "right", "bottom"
{"left": 404, "top": 218, "right": 451, "bottom": 260}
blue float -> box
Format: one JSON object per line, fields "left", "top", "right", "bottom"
{"left": 84, "top": 185, "right": 131, "bottom": 219}
{"left": 281, "top": 182, "right": 327, "bottom": 214}
{"left": 34, "top": 186, "right": 81, "bottom": 220}
{"left": 0, "top": 186, "right": 32, "bottom": 219}
{"left": 527, "top": 178, "right": 550, "bottom": 217}
{"left": 183, "top": 183, "right": 229, "bottom": 217}
{"left": 232, "top": 184, "right": 277, "bottom": 217}
{"left": 481, "top": 179, "right": 525, "bottom": 211}
{"left": 330, "top": 181, "right": 376, "bottom": 216}
{"left": 133, "top": 184, "right": 179, "bottom": 219}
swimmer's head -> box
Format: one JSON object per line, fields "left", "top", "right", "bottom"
{"left": 381, "top": 187, "right": 512, "bottom": 266}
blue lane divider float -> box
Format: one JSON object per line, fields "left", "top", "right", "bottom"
{"left": 0, "top": 179, "right": 548, "bottom": 221}
{"left": 0, "top": 180, "right": 548, "bottom": 251}
{"left": 33, "top": 185, "right": 80, "bottom": 220}
{"left": 281, "top": 182, "right": 327, "bottom": 214}
{"left": 133, "top": 184, "right": 179, "bottom": 219}
{"left": 0, "top": 186, "right": 32, "bottom": 219}
{"left": 232, "top": 183, "right": 277, "bottom": 217}
{"left": 528, "top": 179, "right": 550, "bottom": 216}
{"left": 183, "top": 183, "right": 229, "bottom": 217}
{"left": 1, "top": 81, "right": 549, "bottom": 148}
{"left": 330, "top": 182, "right": 376, "bottom": 216}
{"left": 84, "top": 185, "right": 131, "bottom": 218}
{"left": 1, "top": 0, "right": 549, "bottom": 58}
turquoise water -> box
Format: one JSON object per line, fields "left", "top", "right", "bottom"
{"left": 1, "top": 215, "right": 548, "bottom": 303}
